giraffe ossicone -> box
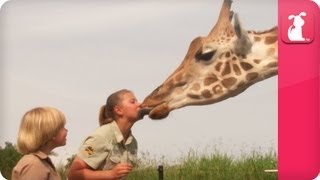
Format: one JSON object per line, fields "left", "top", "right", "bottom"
{"left": 141, "top": 0, "right": 278, "bottom": 120}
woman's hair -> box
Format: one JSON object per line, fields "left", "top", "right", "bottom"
{"left": 99, "top": 89, "right": 132, "bottom": 126}
{"left": 17, "top": 107, "right": 66, "bottom": 154}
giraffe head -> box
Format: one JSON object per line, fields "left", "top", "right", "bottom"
{"left": 141, "top": 0, "right": 278, "bottom": 119}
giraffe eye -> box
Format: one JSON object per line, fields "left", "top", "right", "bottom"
{"left": 195, "top": 49, "right": 217, "bottom": 61}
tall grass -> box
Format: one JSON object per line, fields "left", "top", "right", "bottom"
{"left": 127, "top": 150, "right": 277, "bottom": 180}
{"left": 57, "top": 149, "right": 277, "bottom": 180}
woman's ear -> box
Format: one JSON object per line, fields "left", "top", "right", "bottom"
{"left": 113, "top": 105, "right": 124, "bottom": 116}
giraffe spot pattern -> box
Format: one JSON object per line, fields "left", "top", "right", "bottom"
{"left": 222, "top": 77, "right": 237, "bottom": 88}
{"left": 232, "top": 64, "right": 241, "bottom": 76}
{"left": 240, "top": 62, "right": 253, "bottom": 71}
{"left": 237, "top": 81, "right": 246, "bottom": 88}
{"left": 225, "top": 52, "right": 231, "bottom": 58}
{"left": 232, "top": 57, "right": 237, "bottom": 61}
{"left": 187, "top": 93, "right": 201, "bottom": 99}
{"left": 201, "top": 90, "right": 212, "bottom": 98}
{"left": 246, "top": 72, "right": 259, "bottom": 81}
{"left": 222, "top": 62, "right": 231, "bottom": 76}
{"left": 254, "top": 36, "right": 261, "bottom": 42}
{"left": 213, "top": 85, "right": 223, "bottom": 94}
{"left": 253, "top": 59, "right": 262, "bottom": 64}
{"left": 264, "top": 36, "right": 277, "bottom": 45}
{"left": 215, "top": 62, "right": 223, "bottom": 72}
{"left": 204, "top": 75, "right": 218, "bottom": 86}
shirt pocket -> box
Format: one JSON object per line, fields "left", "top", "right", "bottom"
{"left": 103, "top": 154, "right": 121, "bottom": 170}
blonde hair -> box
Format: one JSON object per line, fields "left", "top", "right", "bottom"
{"left": 99, "top": 89, "right": 132, "bottom": 126}
{"left": 17, "top": 107, "right": 66, "bottom": 154}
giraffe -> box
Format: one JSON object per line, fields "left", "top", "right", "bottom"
{"left": 140, "top": 0, "right": 278, "bottom": 119}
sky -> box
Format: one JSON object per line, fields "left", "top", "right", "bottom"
{"left": 0, "top": 0, "right": 277, "bottom": 165}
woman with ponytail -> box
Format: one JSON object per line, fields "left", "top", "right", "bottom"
{"left": 68, "top": 89, "right": 145, "bottom": 180}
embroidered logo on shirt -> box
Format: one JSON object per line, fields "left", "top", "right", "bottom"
{"left": 84, "top": 146, "right": 94, "bottom": 156}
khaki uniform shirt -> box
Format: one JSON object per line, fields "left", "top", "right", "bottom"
{"left": 12, "top": 151, "right": 61, "bottom": 180}
{"left": 78, "top": 121, "right": 138, "bottom": 170}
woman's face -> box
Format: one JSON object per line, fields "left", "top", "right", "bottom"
{"left": 53, "top": 126, "right": 68, "bottom": 147}
{"left": 117, "top": 92, "right": 141, "bottom": 121}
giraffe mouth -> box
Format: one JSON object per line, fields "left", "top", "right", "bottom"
{"left": 140, "top": 103, "right": 170, "bottom": 120}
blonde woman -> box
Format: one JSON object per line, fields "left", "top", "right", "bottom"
{"left": 12, "top": 107, "right": 68, "bottom": 180}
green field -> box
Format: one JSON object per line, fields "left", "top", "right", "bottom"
{"left": 1, "top": 141, "right": 277, "bottom": 180}
{"left": 126, "top": 150, "right": 277, "bottom": 180}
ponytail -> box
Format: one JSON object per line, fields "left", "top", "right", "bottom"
{"left": 98, "top": 105, "right": 114, "bottom": 126}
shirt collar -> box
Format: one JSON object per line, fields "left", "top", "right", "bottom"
{"left": 32, "top": 151, "right": 48, "bottom": 160}
{"left": 110, "top": 121, "right": 134, "bottom": 145}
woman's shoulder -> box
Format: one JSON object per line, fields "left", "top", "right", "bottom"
{"left": 91, "top": 122, "right": 115, "bottom": 137}
{"left": 15, "top": 154, "right": 42, "bottom": 166}
{"left": 12, "top": 154, "right": 49, "bottom": 178}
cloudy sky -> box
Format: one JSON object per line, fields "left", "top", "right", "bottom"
{"left": 0, "top": 0, "right": 277, "bottom": 164}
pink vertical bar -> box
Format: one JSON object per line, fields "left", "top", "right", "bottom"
{"left": 279, "top": 0, "right": 320, "bottom": 179}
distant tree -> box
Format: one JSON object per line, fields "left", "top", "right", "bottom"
{"left": 0, "top": 142, "right": 22, "bottom": 179}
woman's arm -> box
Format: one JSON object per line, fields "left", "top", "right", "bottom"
{"left": 67, "top": 156, "right": 133, "bottom": 180}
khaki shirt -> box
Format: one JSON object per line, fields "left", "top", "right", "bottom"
{"left": 12, "top": 151, "right": 61, "bottom": 180}
{"left": 78, "top": 121, "right": 138, "bottom": 170}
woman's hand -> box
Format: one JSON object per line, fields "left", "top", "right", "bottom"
{"left": 110, "top": 163, "right": 133, "bottom": 179}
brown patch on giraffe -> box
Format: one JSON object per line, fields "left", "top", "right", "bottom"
{"left": 215, "top": 62, "right": 223, "bottom": 72}
{"left": 225, "top": 52, "right": 231, "bottom": 58}
{"left": 253, "top": 59, "right": 262, "bottom": 64}
{"left": 222, "top": 77, "right": 237, "bottom": 89}
{"left": 265, "top": 36, "right": 277, "bottom": 45}
{"left": 213, "top": 85, "right": 223, "bottom": 94}
{"left": 237, "top": 81, "right": 246, "bottom": 88}
{"left": 222, "top": 62, "right": 231, "bottom": 76}
{"left": 232, "top": 56, "right": 237, "bottom": 61}
{"left": 246, "top": 72, "right": 259, "bottom": 81}
{"left": 240, "top": 62, "right": 253, "bottom": 71}
{"left": 187, "top": 93, "right": 201, "bottom": 99}
{"left": 204, "top": 75, "right": 218, "bottom": 86}
{"left": 232, "top": 64, "right": 241, "bottom": 76}
{"left": 254, "top": 36, "right": 261, "bottom": 42}
{"left": 267, "top": 48, "right": 276, "bottom": 56}
{"left": 201, "top": 90, "right": 212, "bottom": 98}
{"left": 191, "top": 83, "right": 201, "bottom": 91}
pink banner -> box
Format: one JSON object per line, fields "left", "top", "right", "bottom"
{"left": 279, "top": 0, "right": 320, "bottom": 179}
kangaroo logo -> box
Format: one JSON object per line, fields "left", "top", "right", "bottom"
{"left": 287, "top": 12, "right": 307, "bottom": 41}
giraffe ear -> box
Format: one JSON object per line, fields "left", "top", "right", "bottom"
{"left": 233, "top": 13, "right": 252, "bottom": 56}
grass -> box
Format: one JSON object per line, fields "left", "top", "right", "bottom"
{"left": 56, "top": 149, "right": 277, "bottom": 180}
{"left": 126, "top": 150, "right": 277, "bottom": 180}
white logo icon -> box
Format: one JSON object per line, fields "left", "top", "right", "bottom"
{"left": 287, "top": 12, "right": 307, "bottom": 41}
